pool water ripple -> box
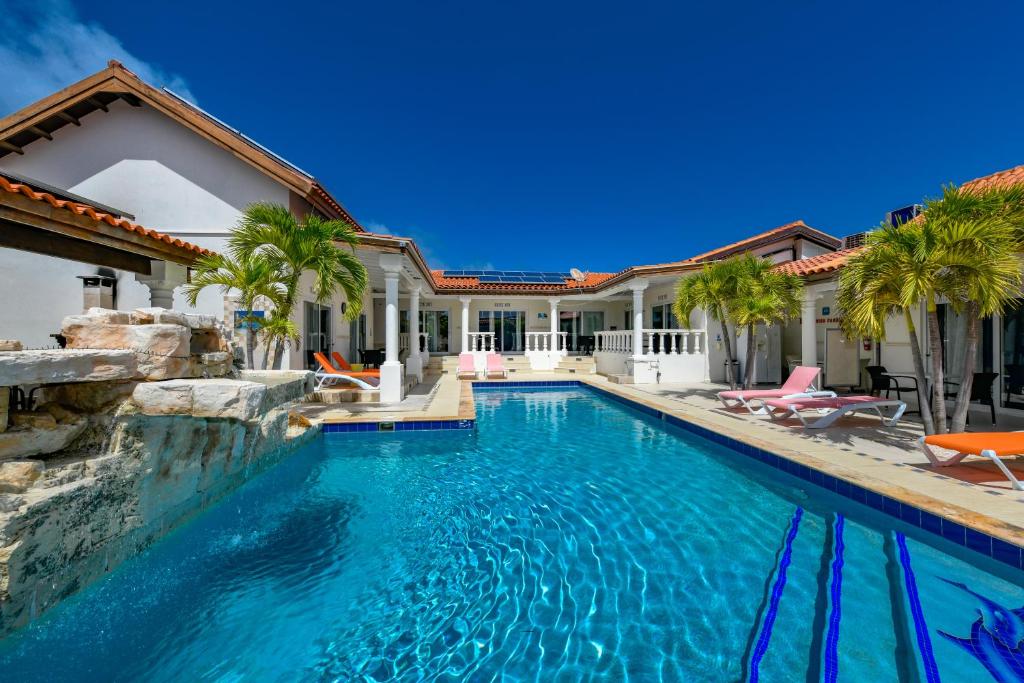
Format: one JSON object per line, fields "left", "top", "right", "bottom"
{"left": 1, "top": 387, "right": 1022, "bottom": 681}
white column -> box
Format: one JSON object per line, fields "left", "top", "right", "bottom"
{"left": 407, "top": 287, "right": 423, "bottom": 382}
{"left": 631, "top": 281, "right": 647, "bottom": 359}
{"left": 135, "top": 260, "right": 188, "bottom": 310}
{"left": 549, "top": 298, "right": 560, "bottom": 355}
{"left": 379, "top": 254, "right": 404, "bottom": 404}
{"left": 801, "top": 291, "right": 818, "bottom": 376}
{"left": 460, "top": 297, "right": 471, "bottom": 354}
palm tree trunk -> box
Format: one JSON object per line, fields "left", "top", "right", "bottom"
{"left": 260, "top": 342, "right": 270, "bottom": 370}
{"left": 743, "top": 323, "right": 757, "bottom": 389}
{"left": 271, "top": 338, "right": 285, "bottom": 370}
{"left": 950, "top": 301, "right": 980, "bottom": 433}
{"left": 926, "top": 301, "right": 947, "bottom": 433}
{"left": 245, "top": 328, "right": 256, "bottom": 370}
{"left": 720, "top": 319, "right": 736, "bottom": 389}
{"left": 904, "top": 308, "right": 935, "bottom": 435}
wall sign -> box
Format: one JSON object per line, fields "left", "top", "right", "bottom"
{"left": 822, "top": 306, "right": 831, "bottom": 316}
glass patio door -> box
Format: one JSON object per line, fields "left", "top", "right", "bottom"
{"left": 559, "top": 311, "right": 605, "bottom": 352}
{"left": 420, "top": 310, "right": 449, "bottom": 353}
{"left": 478, "top": 310, "right": 526, "bottom": 352}
{"left": 304, "top": 302, "right": 332, "bottom": 368}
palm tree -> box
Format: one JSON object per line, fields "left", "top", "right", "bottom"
{"left": 918, "top": 185, "right": 1024, "bottom": 432}
{"left": 258, "top": 312, "right": 301, "bottom": 370}
{"left": 674, "top": 258, "right": 741, "bottom": 389}
{"left": 229, "top": 203, "right": 368, "bottom": 369}
{"left": 183, "top": 252, "right": 282, "bottom": 369}
{"left": 729, "top": 255, "right": 803, "bottom": 389}
{"left": 837, "top": 224, "right": 935, "bottom": 434}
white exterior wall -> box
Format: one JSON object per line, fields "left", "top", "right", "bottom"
{"left": 0, "top": 100, "right": 289, "bottom": 350}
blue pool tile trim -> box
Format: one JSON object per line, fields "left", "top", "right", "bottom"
{"left": 322, "top": 419, "right": 475, "bottom": 433}
{"left": 896, "top": 533, "right": 942, "bottom": 683}
{"left": 749, "top": 507, "right": 803, "bottom": 682}
{"left": 575, "top": 382, "right": 1024, "bottom": 574}
{"left": 472, "top": 380, "right": 583, "bottom": 389}
{"left": 823, "top": 514, "right": 845, "bottom": 683}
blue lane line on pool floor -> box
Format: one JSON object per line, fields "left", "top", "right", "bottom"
{"left": 749, "top": 506, "right": 804, "bottom": 683}
{"left": 896, "top": 532, "right": 942, "bottom": 683}
{"left": 823, "top": 514, "right": 845, "bottom": 683}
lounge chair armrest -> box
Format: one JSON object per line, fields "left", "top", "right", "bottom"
{"left": 781, "top": 390, "right": 837, "bottom": 399}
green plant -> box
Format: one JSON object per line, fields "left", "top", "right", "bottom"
{"left": 183, "top": 252, "right": 282, "bottom": 369}
{"left": 229, "top": 203, "right": 368, "bottom": 369}
{"left": 729, "top": 255, "right": 803, "bottom": 389}
{"left": 674, "top": 258, "right": 742, "bottom": 388}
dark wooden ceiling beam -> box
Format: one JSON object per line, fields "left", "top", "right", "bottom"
{"left": 27, "top": 125, "right": 52, "bottom": 141}
{"left": 85, "top": 97, "right": 109, "bottom": 113}
{"left": 0, "top": 220, "right": 153, "bottom": 274}
{"left": 0, "top": 140, "right": 24, "bottom": 155}
{"left": 56, "top": 111, "right": 81, "bottom": 126}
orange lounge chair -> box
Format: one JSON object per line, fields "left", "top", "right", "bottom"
{"left": 332, "top": 351, "right": 380, "bottom": 377}
{"left": 919, "top": 432, "right": 1024, "bottom": 491}
{"left": 313, "top": 352, "right": 380, "bottom": 391}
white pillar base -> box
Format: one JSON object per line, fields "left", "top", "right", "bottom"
{"left": 406, "top": 353, "right": 423, "bottom": 383}
{"left": 379, "top": 361, "right": 404, "bottom": 404}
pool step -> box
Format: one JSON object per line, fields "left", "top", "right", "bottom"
{"left": 555, "top": 356, "right": 596, "bottom": 374}
{"left": 607, "top": 373, "right": 634, "bottom": 384}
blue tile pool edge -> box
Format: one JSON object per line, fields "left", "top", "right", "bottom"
{"left": 578, "top": 381, "right": 1024, "bottom": 574}
{"left": 322, "top": 419, "right": 475, "bottom": 433}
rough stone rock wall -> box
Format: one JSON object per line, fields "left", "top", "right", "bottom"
{"left": 0, "top": 371, "right": 315, "bottom": 635}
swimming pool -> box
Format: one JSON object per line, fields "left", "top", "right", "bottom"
{"left": 1, "top": 386, "right": 1022, "bottom": 681}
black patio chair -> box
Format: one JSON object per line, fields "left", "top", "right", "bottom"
{"left": 945, "top": 372, "right": 999, "bottom": 426}
{"left": 1005, "top": 364, "right": 1024, "bottom": 407}
{"left": 865, "top": 365, "right": 919, "bottom": 401}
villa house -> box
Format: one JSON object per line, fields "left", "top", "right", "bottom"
{"left": 4, "top": 60, "right": 1024, "bottom": 413}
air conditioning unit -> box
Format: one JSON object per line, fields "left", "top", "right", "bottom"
{"left": 885, "top": 204, "right": 923, "bottom": 227}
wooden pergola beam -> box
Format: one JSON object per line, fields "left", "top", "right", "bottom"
{"left": 0, "top": 220, "right": 153, "bottom": 274}
{"left": 0, "top": 140, "right": 24, "bottom": 155}
{"left": 27, "top": 126, "right": 52, "bottom": 141}
{"left": 56, "top": 111, "right": 81, "bottom": 126}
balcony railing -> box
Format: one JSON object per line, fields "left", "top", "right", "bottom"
{"left": 399, "top": 332, "right": 430, "bottom": 353}
{"left": 524, "top": 331, "right": 568, "bottom": 352}
{"left": 467, "top": 332, "right": 496, "bottom": 352}
{"left": 595, "top": 329, "right": 706, "bottom": 356}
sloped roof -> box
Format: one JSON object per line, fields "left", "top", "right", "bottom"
{"left": 683, "top": 220, "right": 842, "bottom": 263}
{"left": 960, "top": 164, "right": 1024, "bottom": 192}
{"left": 0, "top": 60, "right": 362, "bottom": 229}
{"left": 774, "top": 247, "right": 861, "bottom": 277}
{"left": 0, "top": 175, "right": 210, "bottom": 265}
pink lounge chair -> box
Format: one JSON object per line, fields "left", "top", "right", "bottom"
{"left": 486, "top": 353, "right": 508, "bottom": 379}
{"left": 763, "top": 395, "right": 907, "bottom": 430}
{"left": 457, "top": 353, "right": 477, "bottom": 379}
{"left": 717, "top": 366, "right": 832, "bottom": 414}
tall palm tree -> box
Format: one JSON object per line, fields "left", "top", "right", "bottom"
{"left": 674, "top": 258, "right": 741, "bottom": 389}
{"left": 729, "top": 255, "right": 803, "bottom": 389}
{"left": 837, "top": 224, "right": 935, "bottom": 434}
{"left": 229, "top": 203, "right": 368, "bottom": 369}
{"left": 183, "top": 252, "right": 282, "bottom": 369}
{"left": 919, "top": 185, "right": 1024, "bottom": 432}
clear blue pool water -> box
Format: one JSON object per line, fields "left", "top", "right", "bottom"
{"left": 1, "top": 387, "right": 1023, "bottom": 681}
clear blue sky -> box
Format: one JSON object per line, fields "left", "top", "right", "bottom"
{"left": 6, "top": 1, "right": 1024, "bottom": 272}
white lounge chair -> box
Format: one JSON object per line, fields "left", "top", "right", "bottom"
{"left": 763, "top": 395, "right": 907, "bottom": 430}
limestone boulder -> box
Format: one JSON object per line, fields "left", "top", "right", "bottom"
{"left": 0, "top": 340, "right": 23, "bottom": 352}
{"left": 0, "top": 421, "right": 87, "bottom": 461}
{"left": 184, "top": 313, "right": 217, "bottom": 330}
{"left": 130, "top": 307, "right": 188, "bottom": 327}
{"left": 84, "top": 308, "right": 131, "bottom": 324}
{"left": 44, "top": 381, "right": 137, "bottom": 412}
{"left": 62, "top": 323, "right": 190, "bottom": 380}
{"left": 0, "top": 461, "right": 43, "bottom": 494}
{"left": 0, "top": 349, "right": 136, "bottom": 386}
{"left": 131, "top": 379, "right": 267, "bottom": 421}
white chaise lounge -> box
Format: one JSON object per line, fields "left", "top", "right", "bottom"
{"left": 763, "top": 395, "right": 907, "bottom": 430}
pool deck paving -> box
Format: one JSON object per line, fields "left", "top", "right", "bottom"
{"left": 296, "top": 371, "right": 1024, "bottom": 553}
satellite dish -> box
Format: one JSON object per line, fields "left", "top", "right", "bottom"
{"left": 569, "top": 268, "right": 586, "bottom": 282}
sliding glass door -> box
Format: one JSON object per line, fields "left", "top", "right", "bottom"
{"left": 420, "top": 310, "right": 449, "bottom": 353}
{"left": 559, "top": 311, "right": 605, "bottom": 351}
{"left": 478, "top": 310, "right": 526, "bottom": 352}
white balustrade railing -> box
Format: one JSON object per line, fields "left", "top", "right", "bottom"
{"left": 400, "top": 333, "right": 428, "bottom": 353}
{"left": 467, "top": 332, "right": 496, "bottom": 352}
{"left": 524, "top": 331, "right": 570, "bottom": 354}
{"left": 595, "top": 330, "right": 634, "bottom": 354}
{"left": 595, "top": 329, "right": 706, "bottom": 356}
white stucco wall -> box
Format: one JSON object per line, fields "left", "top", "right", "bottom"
{"left": 0, "top": 100, "right": 290, "bottom": 349}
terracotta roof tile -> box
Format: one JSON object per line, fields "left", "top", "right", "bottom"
{"left": 960, "top": 164, "right": 1024, "bottom": 192}
{"left": 682, "top": 220, "right": 841, "bottom": 263}
{"left": 0, "top": 176, "right": 211, "bottom": 257}
{"left": 774, "top": 247, "right": 862, "bottom": 277}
